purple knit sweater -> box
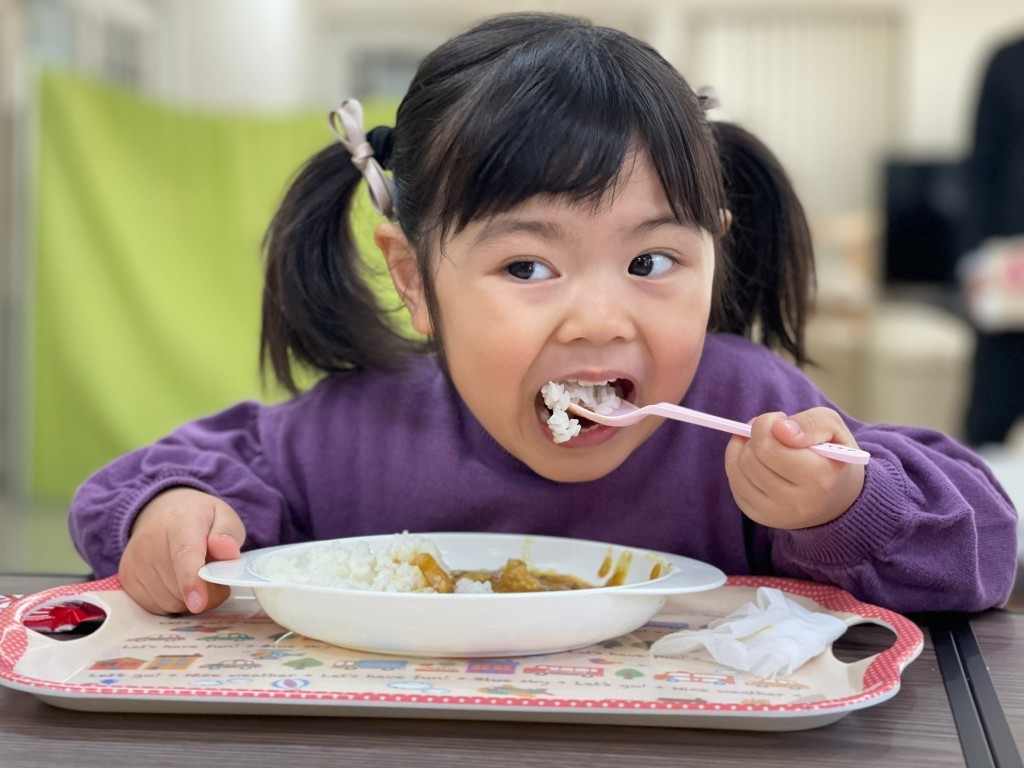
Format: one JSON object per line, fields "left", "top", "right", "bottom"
{"left": 69, "top": 333, "right": 1018, "bottom": 613}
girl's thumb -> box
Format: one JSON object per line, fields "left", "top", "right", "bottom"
{"left": 771, "top": 416, "right": 813, "bottom": 447}
{"left": 207, "top": 502, "right": 245, "bottom": 561}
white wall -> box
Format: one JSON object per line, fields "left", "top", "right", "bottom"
{"left": 151, "top": 0, "right": 1024, "bottom": 153}
{"left": 900, "top": 0, "right": 1024, "bottom": 155}
{"left": 155, "top": 0, "right": 317, "bottom": 110}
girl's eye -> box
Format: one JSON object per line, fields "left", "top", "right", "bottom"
{"left": 628, "top": 252, "right": 676, "bottom": 277}
{"left": 506, "top": 261, "right": 555, "bottom": 281}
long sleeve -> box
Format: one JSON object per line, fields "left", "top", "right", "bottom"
{"left": 770, "top": 425, "right": 1017, "bottom": 613}
{"left": 686, "top": 334, "right": 1018, "bottom": 613}
{"left": 69, "top": 401, "right": 305, "bottom": 578}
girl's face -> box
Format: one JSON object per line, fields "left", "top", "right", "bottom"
{"left": 386, "top": 152, "right": 716, "bottom": 482}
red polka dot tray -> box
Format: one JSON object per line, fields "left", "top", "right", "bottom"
{"left": 0, "top": 575, "right": 923, "bottom": 730}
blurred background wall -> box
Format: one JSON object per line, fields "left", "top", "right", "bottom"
{"left": 1, "top": 0, "right": 1023, "bottom": 572}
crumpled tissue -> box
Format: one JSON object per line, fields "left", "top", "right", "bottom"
{"left": 649, "top": 587, "right": 848, "bottom": 678}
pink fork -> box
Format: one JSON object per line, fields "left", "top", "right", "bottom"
{"left": 567, "top": 401, "right": 870, "bottom": 465}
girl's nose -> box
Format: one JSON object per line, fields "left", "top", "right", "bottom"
{"left": 555, "top": 283, "right": 637, "bottom": 346}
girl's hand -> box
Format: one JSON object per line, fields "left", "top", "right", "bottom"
{"left": 119, "top": 487, "right": 246, "bottom": 615}
{"left": 724, "top": 407, "right": 866, "bottom": 530}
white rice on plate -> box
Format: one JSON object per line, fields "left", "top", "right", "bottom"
{"left": 252, "top": 532, "right": 492, "bottom": 593}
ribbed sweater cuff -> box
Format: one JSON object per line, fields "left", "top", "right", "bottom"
{"left": 110, "top": 472, "right": 224, "bottom": 563}
{"left": 782, "top": 457, "right": 909, "bottom": 567}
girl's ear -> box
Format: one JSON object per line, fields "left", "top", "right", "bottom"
{"left": 376, "top": 223, "right": 433, "bottom": 336}
{"left": 720, "top": 209, "right": 733, "bottom": 234}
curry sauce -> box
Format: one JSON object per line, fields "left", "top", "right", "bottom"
{"left": 410, "top": 548, "right": 657, "bottom": 594}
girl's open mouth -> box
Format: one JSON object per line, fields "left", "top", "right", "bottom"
{"left": 538, "top": 378, "right": 634, "bottom": 443}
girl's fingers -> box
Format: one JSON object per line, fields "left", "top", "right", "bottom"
{"left": 150, "top": 547, "right": 192, "bottom": 612}
{"left": 124, "top": 489, "right": 250, "bottom": 615}
{"left": 203, "top": 582, "right": 233, "bottom": 611}
{"left": 121, "top": 565, "right": 185, "bottom": 615}
{"left": 724, "top": 435, "right": 777, "bottom": 519}
{"left": 207, "top": 501, "right": 245, "bottom": 561}
{"left": 769, "top": 407, "right": 858, "bottom": 453}
{"left": 194, "top": 502, "right": 246, "bottom": 611}
{"left": 166, "top": 506, "right": 218, "bottom": 613}
{"left": 739, "top": 415, "right": 795, "bottom": 487}
{"left": 747, "top": 409, "right": 857, "bottom": 481}
{"left": 726, "top": 408, "right": 866, "bottom": 529}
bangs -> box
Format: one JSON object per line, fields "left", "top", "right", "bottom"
{"left": 420, "top": 25, "right": 725, "bottom": 244}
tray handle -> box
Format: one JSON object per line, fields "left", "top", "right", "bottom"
{"left": 829, "top": 615, "right": 918, "bottom": 681}
{"left": 1, "top": 590, "right": 126, "bottom": 680}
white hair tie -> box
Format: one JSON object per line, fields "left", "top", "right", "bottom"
{"left": 697, "top": 86, "right": 721, "bottom": 111}
{"left": 328, "top": 99, "right": 395, "bottom": 217}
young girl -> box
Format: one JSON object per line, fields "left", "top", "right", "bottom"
{"left": 69, "top": 13, "right": 1017, "bottom": 617}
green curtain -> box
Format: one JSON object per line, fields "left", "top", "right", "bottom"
{"left": 29, "top": 69, "right": 402, "bottom": 501}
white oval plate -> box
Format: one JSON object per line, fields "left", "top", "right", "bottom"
{"left": 200, "top": 532, "right": 727, "bottom": 657}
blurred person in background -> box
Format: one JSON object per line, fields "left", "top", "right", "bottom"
{"left": 961, "top": 35, "right": 1024, "bottom": 447}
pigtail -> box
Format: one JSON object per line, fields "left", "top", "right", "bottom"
{"left": 260, "top": 140, "right": 420, "bottom": 395}
{"left": 710, "top": 121, "right": 815, "bottom": 366}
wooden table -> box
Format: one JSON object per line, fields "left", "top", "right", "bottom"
{"left": 0, "top": 574, "right": 1013, "bottom": 768}
{"left": 970, "top": 608, "right": 1024, "bottom": 763}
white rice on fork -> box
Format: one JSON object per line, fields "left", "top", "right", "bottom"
{"left": 541, "top": 380, "right": 622, "bottom": 443}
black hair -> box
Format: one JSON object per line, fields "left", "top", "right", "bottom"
{"left": 710, "top": 122, "right": 815, "bottom": 365}
{"left": 261, "top": 12, "right": 815, "bottom": 393}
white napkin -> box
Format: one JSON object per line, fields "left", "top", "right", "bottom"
{"left": 649, "top": 587, "right": 848, "bottom": 678}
